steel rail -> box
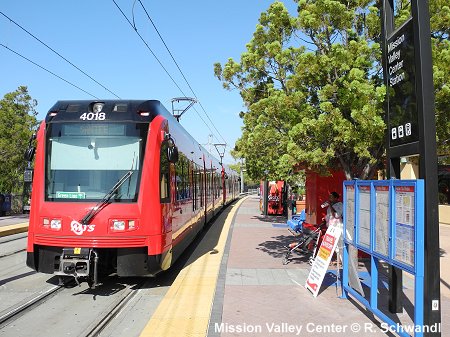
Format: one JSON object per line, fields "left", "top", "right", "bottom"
{"left": 83, "top": 280, "right": 148, "bottom": 337}
{"left": 0, "top": 285, "right": 63, "bottom": 327}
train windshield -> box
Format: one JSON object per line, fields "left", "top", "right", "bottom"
{"left": 45, "top": 122, "right": 148, "bottom": 202}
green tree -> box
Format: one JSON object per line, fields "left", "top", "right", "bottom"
{"left": 0, "top": 86, "right": 38, "bottom": 193}
{"left": 215, "top": 0, "right": 449, "bottom": 180}
{"left": 228, "top": 162, "right": 260, "bottom": 189}
{"left": 430, "top": 0, "right": 450, "bottom": 158}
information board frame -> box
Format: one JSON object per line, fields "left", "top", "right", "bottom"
{"left": 342, "top": 179, "right": 425, "bottom": 337}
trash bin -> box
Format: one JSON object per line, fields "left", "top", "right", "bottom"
{"left": 2, "top": 194, "right": 12, "bottom": 214}
{"left": 0, "top": 194, "right": 4, "bottom": 216}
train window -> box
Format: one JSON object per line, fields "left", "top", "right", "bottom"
{"left": 175, "top": 154, "right": 190, "bottom": 200}
{"left": 211, "top": 172, "right": 215, "bottom": 199}
{"left": 192, "top": 163, "right": 196, "bottom": 210}
{"left": 216, "top": 172, "right": 221, "bottom": 199}
{"left": 160, "top": 142, "right": 170, "bottom": 202}
{"left": 186, "top": 161, "right": 191, "bottom": 199}
{"left": 175, "top": 157, "right": 182, "bottom": 200}
{"left": 44, "top": 122, "right": 147, "bottom": 202}
{"left": 212, "top": 171, "right": 216, "bottom": 199}
{"left": 206, "top": 170, "right": 211, "bottom": 202}
{"left": 193, "top": 163, "right": 201, "bottom": 211}
{"left": 200, "top": 170, "right": 204, "bottom": 208}
{"left": 184, "top": 159, "right": 189, "bottom": 199}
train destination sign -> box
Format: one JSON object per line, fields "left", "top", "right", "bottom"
{"left": 386, "top": 18, "right": 418, "bottom": 147}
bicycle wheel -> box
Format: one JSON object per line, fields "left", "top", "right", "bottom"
{"left": 282, "top": 251, "right": 291, "bottom": 265}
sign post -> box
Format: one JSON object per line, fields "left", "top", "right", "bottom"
{"left": 305, "top": 219, "right": 342, "bottom": 297}
{"left": 381, "top": 1, "right": 440, "bottom": 335}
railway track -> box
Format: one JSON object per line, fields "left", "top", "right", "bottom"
{"left": 83, "top": 280, "right": 149, "bottom": 337}
{"left": 0, "top": 232, "right": 27, "bottom": 244}
{"left": 0, "top": 232, "right": 27, "bottom": 258}
{"left": 0, "top": 285, "right": 64, "bottom": 327}
{"left": 0, "top": 248, "right": 26, "bottom": 258}
{"left": 0, "top": 274, "right": 153, "bottom": 337}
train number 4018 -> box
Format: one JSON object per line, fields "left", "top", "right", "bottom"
{"left": 79, "top": 112, "right": 106, "bottom": 121}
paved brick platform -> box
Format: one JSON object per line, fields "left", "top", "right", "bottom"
{"left": 209, "top": 195, "right": 450, "bottom": 337}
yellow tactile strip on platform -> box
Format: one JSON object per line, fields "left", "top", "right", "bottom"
{"left": 0, "top": 222, "right": 28, "bottom": 237}
{"left": 140, "top": 198, "right": 246, "bottom": 337}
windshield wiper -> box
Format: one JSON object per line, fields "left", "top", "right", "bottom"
{"left": 80, "top": 170, "right": 133, "bottom": 225}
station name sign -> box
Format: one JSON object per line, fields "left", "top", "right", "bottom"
{"left": 386, "top": 18, "right": 418, "bottom": 147}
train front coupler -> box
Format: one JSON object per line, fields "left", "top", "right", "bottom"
{"left": 55, "top": 248, "right": 100, "bottom": 288}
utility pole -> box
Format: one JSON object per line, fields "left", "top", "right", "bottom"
{"left": 381, "top": 1, "right": 441, "bottom": 334}
{"left": 204, "top": 134, "right": 213, "bottom": 154}
{"left": 240, "top": 160, "right": 245, "bottom": 193}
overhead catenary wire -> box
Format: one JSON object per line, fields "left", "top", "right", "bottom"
{"left": 112, "top": 0, "right": 187, "bottom": 96}
{"left": 0, "top": 5, "right": 224, "bottom": 146}
{"left": 0, "top": 43, "right": 99, "bottom": 99}
{"left": 136, "top": 0, "right": 228, "bottom": 146}
{"left": 113, "top": 0, "right": 222, "bottom": 145}
{"left": 0, "top": 11, "right": 121, "bottom": 99}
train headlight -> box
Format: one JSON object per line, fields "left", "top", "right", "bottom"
{"left": 112, "top": 220, "right": 126, "bottom": 231}
{"left": 109, "top": 219, "right": 138, "bottom": 232}
{"left": 128, "top": 220, "right": 136, "bottom": 230}
{"left": 92, "top": 102, "right": 104, "bottom": 113}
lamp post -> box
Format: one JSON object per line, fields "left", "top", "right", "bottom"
{"left": 263, "top": 170, "right": 269, "bottom": 216}
{"left": 240, "top": 160, "right": 246, "bottom": 194}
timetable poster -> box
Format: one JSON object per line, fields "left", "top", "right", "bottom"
{"left": 358, "top": 186, "right": 371, "bottom": 248}
{"left": 395, "top": 186, "right": 415, "bottom": 266}
{"left": 375, "top": 185, "right": 390, "bottom": 257}
{"left": 345, "top": 185, "right": 355, "bottom": 242}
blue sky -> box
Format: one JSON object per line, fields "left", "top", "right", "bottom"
{"left": 0, "top": 0, "right": 295, "bottom": 164}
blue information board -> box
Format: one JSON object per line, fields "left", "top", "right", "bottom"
{"left": 342, "top": 179, "right": 425, "bottom": 337}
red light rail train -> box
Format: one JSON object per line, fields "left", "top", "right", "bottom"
{"left": 25, "top": 100, "right": 240, "bottom": 287}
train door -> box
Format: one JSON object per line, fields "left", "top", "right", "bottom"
{"left": 221, "top": 168, "right": 226, "bottom": 205}
{"left": 192, "top": 161, "right": 197, "bottom": 211}
{"left": 159, "top": 138, "right": 173, "bottom": 262}
{"left": 200, "top": 170, "right": 204, "bottom": 210}
{"left": 201, "top": 159, "right": 207, "bottom": 224}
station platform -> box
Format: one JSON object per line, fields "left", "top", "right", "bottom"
{"left": 141, "top": 195, "right": 450, "bottom": 337}
{"left": 0, "top": 215, "right": 28, "bottom": 237}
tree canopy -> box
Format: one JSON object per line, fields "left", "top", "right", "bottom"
{"left": 215, "top": 0, "right": 449, "bottom": 180}
{"left": 430, "top": 0, "right": 450, "bottom": 158}
{"left": 0, "top": 86, "right": 38, "bottom": 193}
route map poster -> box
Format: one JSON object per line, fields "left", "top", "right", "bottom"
{"left": 345, "top": 185, "right": 355, "bottom": 242}
{"left": 375, "top": 185, "right": 390, "bottom": 257}
{"left": 358, "top": 186, "right": 371, "bottom": 248}
{"left": 395, "top": 186, "right": 415, "bottom": 266}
